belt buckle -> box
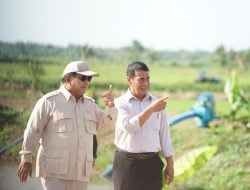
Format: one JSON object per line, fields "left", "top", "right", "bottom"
{"left": 138, "top": 154, "right": 147, "bottom": 160}
{"left": 135, "top": 153, "right": 148, "bottom": 160}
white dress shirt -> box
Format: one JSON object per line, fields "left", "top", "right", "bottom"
{"left": 114, "top": 89, "right": 173, "bottom": 157}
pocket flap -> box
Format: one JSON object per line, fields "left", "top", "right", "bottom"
{"left": 84, "top": 111, "right": 97, "bottom": 122}
{"left": 85, "top": 153, "right": 93, "bottom": 177}
{"left": 53, "top": 112, "right": 73, "bottom": 132}
{"left": 53, "top": 112, "right": 72, "bottom": 122}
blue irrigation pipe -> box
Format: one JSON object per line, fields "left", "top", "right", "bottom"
{"left": 169, "top": 110, "right": 197, "bottom": 126}
{"left": 0, "top": 136, "right": 23, "bottom": 155}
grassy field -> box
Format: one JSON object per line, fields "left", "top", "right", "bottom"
{"left": 1, "top": 62, "right": 250, "bottom": 93}
{"left": 0, "top": 61, "right": 250, "bottom": 189}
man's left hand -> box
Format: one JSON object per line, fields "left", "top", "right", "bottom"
{"left": 165, "top": 164, "right": 174, "bottom": 185}
{"left": 101, "top": 85, "right": 114, "bottom": 108}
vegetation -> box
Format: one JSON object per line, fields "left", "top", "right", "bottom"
{"left": 2, "top": 41, "right": 250, "bottom": 68}
{"left": 224, "top": 70, "right": 250, "bottom": 121}
{"left": 0, "top": 41, "right": 249, "bottom": 189}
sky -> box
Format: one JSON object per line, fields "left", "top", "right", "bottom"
{"left": 1, "top": 0, "right": 250, "bottom": 51}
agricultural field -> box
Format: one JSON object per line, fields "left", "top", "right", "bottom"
{"left": 0, "top": 61, "right": 249, "bottom": 189}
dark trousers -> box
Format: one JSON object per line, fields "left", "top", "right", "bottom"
{"left": 113, "top": 150, "right": 164, "bottom": 190}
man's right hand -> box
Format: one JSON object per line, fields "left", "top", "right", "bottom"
{"left": 150, "top": 96, "right": 170, "bottom": 112}
{"left": 17, "top": 162, "right": 32, "bottom": 183}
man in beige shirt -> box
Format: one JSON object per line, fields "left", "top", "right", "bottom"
{"left": 17, "top": 61, "right": 117, "bottom": 190}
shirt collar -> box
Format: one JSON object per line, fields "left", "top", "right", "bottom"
{"left": 125, "top": 88, "right": 152, "bottom": 102}
{"left": 59, "top": 85, "right": 84, "bottom": 102}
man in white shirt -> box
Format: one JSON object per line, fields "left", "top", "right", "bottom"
{"left": 113, "top": 61, "right": 174, "bottom": 190}
{"left": 17, "top": 61, "right": 117, "bottom": 190}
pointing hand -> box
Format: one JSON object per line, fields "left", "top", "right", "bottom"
{"left": 150, "top": 96, "right": 170, "bottom": 112}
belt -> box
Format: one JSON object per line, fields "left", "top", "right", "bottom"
{"left": 116, "top": 148, "right": 158, "bottom": 160}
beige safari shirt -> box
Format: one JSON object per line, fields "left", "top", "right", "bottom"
{"left": 19, "top": 86, "right": 117, "bottom": 182}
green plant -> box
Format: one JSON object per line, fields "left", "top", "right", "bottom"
{"left": 26, "top": 61, "right": 45, "bottom": 90}
{"left": 174, "top": 146, "right": 217, "bottom": 181}
{"left": 162, "top": 146, "right": 217, "bottom": 190}
{"left": 224, "top": 70, "right": 250, "bottom": 121}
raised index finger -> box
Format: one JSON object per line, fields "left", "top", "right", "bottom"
{"left": 108, "top": 84, "right": 112, "bottom": 92}
{"left": 160, "top": 96, "right": 170, "bottom": 101}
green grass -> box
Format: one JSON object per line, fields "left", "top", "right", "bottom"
{"left": 176, "top": 125, "right": 250, "bottom": 190}
{"left": 0, "top": 106, "right": 30, "bottom": 157}
{"left": 1, "top": 62, "right": 250, "bottom": 93}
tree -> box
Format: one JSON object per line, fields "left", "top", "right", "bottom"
{"left": 82, "top": 44, "right": 95, "bottom": 61}
{"left": 215, "top": 45, "right": 227, "bottom": 66}
{"left": 128, "top": 40, "right": 145, "bottom": 61}
{"left": 147, "top": 48, "right": 158, "bottom": 64}
{"left": 234, "top": 52, "right": 245, "bottom": 71}
{"left": 242, "top": 49, "right": 250, "bottom": 70}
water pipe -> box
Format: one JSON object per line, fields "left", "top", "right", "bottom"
{"left": 169, "top": 92, "right": 216, "bottom": 127}
{"left": 0, "top": 136, "right": 23, "bottom": 155}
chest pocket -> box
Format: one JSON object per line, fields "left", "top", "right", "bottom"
{"left": 84, "top": 111, "right": 97, "bottom": 135}
{"left": 53, "top": 112, "right": 73, "bottom": 133}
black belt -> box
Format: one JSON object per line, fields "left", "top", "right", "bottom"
{"left": 116, "top": 148, "right": 158, "bottom": 160}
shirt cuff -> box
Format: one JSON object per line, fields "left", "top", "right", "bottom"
{"left": 104, "top": 106, "right": 117, "bottom": 120}
{"left": 129, "top": 115, "right": 141, "bottom": 131}
{"left": 21, "top": 153, "right": 32, "bottom": 163}
{"left": 163, "top": 149, "right": 174, "bottom": 158}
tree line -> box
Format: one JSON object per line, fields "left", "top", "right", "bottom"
{"left": 0, "top": 40, "right": 250, "bottom": 69}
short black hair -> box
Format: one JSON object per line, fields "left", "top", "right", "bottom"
{"left": 126, "top": 61, "right": 149, "bottom": 77}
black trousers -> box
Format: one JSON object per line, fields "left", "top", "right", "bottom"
{"left": 113, "top": 150, "right": 164, "bottom": 190}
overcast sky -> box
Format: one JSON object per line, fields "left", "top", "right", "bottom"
{"left": 1, "top": 0, "right": 250, "bottom": 51}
